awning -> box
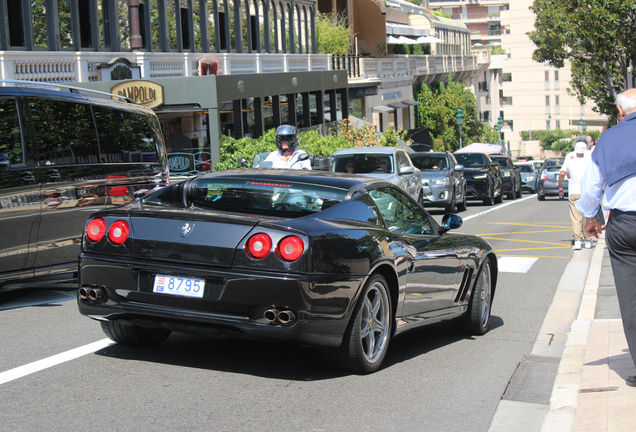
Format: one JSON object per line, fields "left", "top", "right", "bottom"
{"left": 373, "top": 105, "right": 394, "bottom": 113}
{"left": 416, "top": 35, "right": 444, "bottom": 43}
{"left": 388, "top": 102, "right": 408, "bottom": 109}
{"left": 403, "top": 100, "right": 420, "bottom": 106}
{"left": 398, "top": 36, "right": 420, "bottom": 45}
{"left": 386, "top": 22, "right": 429, "bottom": 37}
{"left": 386, "top": 36, "right": 401, "bottom": 45}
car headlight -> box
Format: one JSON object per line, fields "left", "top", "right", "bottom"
{"left": 432, "top": 178, "right": 450, "bottom": 185}
{"left": 473, "top": 174, "right": 487, "bottom": 179}
{"left": 503, "top": 171, "right": 511, "bottom": 177}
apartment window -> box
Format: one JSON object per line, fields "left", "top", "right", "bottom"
{"left": 502, "top": 73, "right": 512, "bottom": 82}
{"left": 545, "top": 71, "right": 550, "bottom": 90}
{"left": 546, "top": 96, "right": 550, "bottom": 106}
{"left": 555, "top": 96, "right": 560, "bottom": 106}
{"left": 556, "top": 120, "right": 561, "bottom": 129}
{"left": 547, "top": 120, "right": 551, "bottom": 130}
{"left": 555, "top": 71, "right": 559, "bottom": 81}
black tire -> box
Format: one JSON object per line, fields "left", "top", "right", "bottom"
{"left": 482, "top": 186, "right": 495, "bottom": 206}
{"left": 457, "top": 187, "right": 467, "bottom": 211}
{"left": 101, "top": 321, "right": 171, "bottom": 347}
{"left": 444, "top": 189, "right": 456, "bottom": 213}
{"left": 318, "top": 274, "right": 392, "bottom": 374}
{"left": 516, "top": 180, "right": 522, "bottom": 198}
{"left": 465, "top": 260, "right": 493, "bottom": 335}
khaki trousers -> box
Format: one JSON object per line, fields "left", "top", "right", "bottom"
{"left": 569, "top": 194, "right": 593, "bottom": 242}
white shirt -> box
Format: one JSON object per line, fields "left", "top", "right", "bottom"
{"left": 262, "top": 149, "right": 312, "bottom": 170}
{"left": 560, "top": 152, "right": 591, "bottom": 195}
{"left": 575, "top": 158, "right": 636, "bottom": 217}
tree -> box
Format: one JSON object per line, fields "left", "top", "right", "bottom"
{"left": 528, "top": 0, "right": 636, "bottom": 122}
{"left": 316, "top": 13, "right": 352, "bottom": 55}
{"left": 414, "top": 80, "right": 498, "bottom": 151}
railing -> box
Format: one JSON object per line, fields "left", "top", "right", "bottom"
{"left": 0, "top": 51, "right": 332, "bottom": 83}
{"left": 353, "top": 54, "right": 479, "bottom": 83}
{"left": 332, "top": 54, "right": 361, "bottom": 78}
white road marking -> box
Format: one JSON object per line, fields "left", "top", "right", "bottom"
{"left": 0, "top": 338, "right": 115, "bottom": 385}
{"left": 498, "top": 256, "right": 539, "bottom": 273}
{"left": 462, "top": 194, "right": 536, "bottom": 222}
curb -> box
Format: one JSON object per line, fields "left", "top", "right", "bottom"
{"left": 540, "top": 233, "right": 606, "bottom": 431}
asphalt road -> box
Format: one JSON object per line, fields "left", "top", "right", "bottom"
{"left": 0, "top": 192, "right": 574, "bottom": 432}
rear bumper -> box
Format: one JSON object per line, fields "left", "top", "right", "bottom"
{"left": 78, "top": 254, "right": 364, "bottom": 348}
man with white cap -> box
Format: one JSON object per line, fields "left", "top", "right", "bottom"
{"left": 557, "top": 138, "right": 593, "bottom": 250}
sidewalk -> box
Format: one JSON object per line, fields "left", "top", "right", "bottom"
{"left": 542, "top": 233, "right": 636, "bottom": 431}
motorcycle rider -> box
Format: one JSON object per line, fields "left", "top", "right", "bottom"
{"left": 262, "top": 125, "right": 312, "bottom": 169}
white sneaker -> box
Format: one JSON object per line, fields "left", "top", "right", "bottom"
{"left": 584, "top": 241, "right": 592, "bottom": 249}
{"left": 572, "top": 241, "right": 582, "bottom": 250}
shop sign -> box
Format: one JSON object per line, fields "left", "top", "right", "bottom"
{"left": 348, "top": 86, "right": 378, "bottom": 99}
{"left": 111, "top": 80, "right": 164, "bottom": 109}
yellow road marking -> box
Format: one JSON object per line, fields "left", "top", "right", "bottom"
{"left": 498, "top": 254, "right": 572, "bottom": 259}
{"left": 481, "top": 236, "right": 568, "bottom": 246}
{"left": 486, "top": 222, "right": 569, "bottom": 228}
{"left": 477, "top": 229, "right": 571, "bottom": 235}
{"left": 495, "top": 246, "right": 571, "bottom": 252}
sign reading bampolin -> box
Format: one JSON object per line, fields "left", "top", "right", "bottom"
{"left": 111, "top": 80, "right": 164, "bottom": 109}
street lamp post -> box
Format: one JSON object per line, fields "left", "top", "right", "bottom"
{"left": 456, "top": 108, "right": 465, "bottom": 149}
{"left": 548, "top": 114, "right": 551, "bottom": 132}
{"left": 497, "top": 116, "right": 504, "bottom": 154}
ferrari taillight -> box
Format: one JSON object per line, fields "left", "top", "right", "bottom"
{"left": 108, "top": 220, "right": 130, "bottom": 245}
{"left": 246, "top": 233, "right": 272, "bottom": 260}
{"left": 86, "top": 218, "right": 107, "bottom": 242}
{"left": 277, "top": 236, "right": 305, "bottom": 262}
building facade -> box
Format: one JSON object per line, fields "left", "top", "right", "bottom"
{"left": 429, "top": 0, "right": 608, "bottom": 153}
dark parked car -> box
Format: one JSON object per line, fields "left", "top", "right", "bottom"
{"left": 514, "top": 161, "right": 538, "bottom": 194}
{"left": 537, "top": 164, "right": 568, "bottom": 200}
{"left": 453, "top": 152, "right": 503, "bottom": 205}
{"left": 490, "top": 155, "right": 522, "bottom": 199}
{"left": 0, "top": 81, "right": 168, "bottom": 292}
{"left": 410, "top": 151, "right": 467, "bottom": 213}
{"left": 78, "top": 169, "right": 498, "bottom": 374}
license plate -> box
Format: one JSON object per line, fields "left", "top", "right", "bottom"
{"left": 152, "top": 274, "right": 205, "bottom": 298}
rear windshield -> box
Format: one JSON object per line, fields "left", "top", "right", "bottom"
{"left": 491, "top": 157, "right": 511, "bottom": 168}
{"left": 517, "top": 165, "right": 533, "bottom": 173}
{"left": 332, "top": 154, "right": 394, "bottom": 174}
{"left": 192, "top": 178, "right": 348, "bottom": 216}
{"left": 410, "top": 155, "right": 449, "bottom": 171}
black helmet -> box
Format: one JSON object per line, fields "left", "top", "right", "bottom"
{"left": 275, "top": 125, "right": 299, "bottom": 151}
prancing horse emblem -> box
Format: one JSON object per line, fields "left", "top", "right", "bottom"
{"left": 181, "top": 222, "right": 193, "bottom": 237}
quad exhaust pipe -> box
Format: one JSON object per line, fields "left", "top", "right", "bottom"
{"left": 264, "top": 308, "right": 296, "bottom": 324}
{"left": 79, "top": 286, "right": 107, "bottom": 302}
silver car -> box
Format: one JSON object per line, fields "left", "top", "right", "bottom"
{"left": 514, "top": 161, "right": 538, "bottom": 194}
{"left": 331, "top": 147, "right": 424, "bottom": 204}
{"left": 410, "top": 151, "right": 467, "bottom": 212}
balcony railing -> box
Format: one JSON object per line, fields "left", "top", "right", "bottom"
{"left": 355, "top": 54, "right": 479, "bottom": 83}
{"left": 332, "top": 54, "right": 361, "bottom": 78}
{"left": 0, "top": 51, "right": 332, "bottom": 83}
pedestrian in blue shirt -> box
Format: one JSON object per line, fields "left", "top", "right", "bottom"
{"left": 577, "top": 88, "right": 636, "bottom": 387}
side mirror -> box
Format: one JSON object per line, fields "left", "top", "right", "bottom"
{"left": 399, "top": 166, "right": 415, "bottom": 175}
{"left": 298, "top": 151, "right": 310, "bottom": 162}
{"left": 0, "top": 153, "right": 10, "bottom": 173}
{"left": 438, "top": 213, "right": 463, "bottom": 235}
{"left": 237, "top": 157, "right": 248, "bottom": 168}
{"left": 454, "top": 164, "right": 464, "bottom": 172}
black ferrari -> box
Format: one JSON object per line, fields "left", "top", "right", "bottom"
{"left": 78, "top": 169, "right": 498, "bottom": 374}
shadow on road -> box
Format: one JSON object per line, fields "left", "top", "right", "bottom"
{"left": 92, "top": 315, "right": 504, "bottom": 379}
